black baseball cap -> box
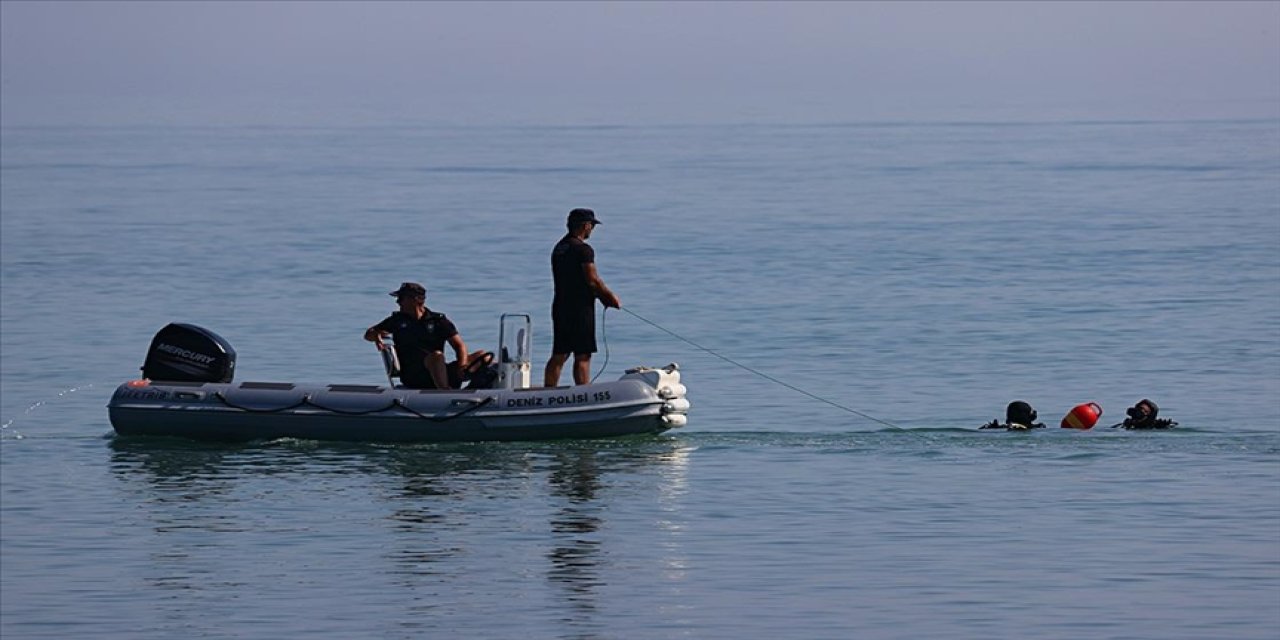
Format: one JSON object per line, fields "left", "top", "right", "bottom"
{"left": 389, "top": 282, "right": 426, "bottom": 298}
{"left": 567, "top": 208, "right": 602, "bottom": 226}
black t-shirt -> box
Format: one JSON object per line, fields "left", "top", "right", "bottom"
{"left": 551, "top": 234, "right": 595, "bottom": 309}
{"left": 374, "top": 310, "right": 458, "bottom": 387}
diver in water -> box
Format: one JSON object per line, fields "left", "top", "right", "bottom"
{"left": 1116, "top": 398, "right": 1177, "bottom": 429}
{"left": 981, "top": 401, "right": 1047, "bottom": 430}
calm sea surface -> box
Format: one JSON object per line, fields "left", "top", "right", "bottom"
{"left": 2, "top": 119, "right": 1278, "bottom": 639}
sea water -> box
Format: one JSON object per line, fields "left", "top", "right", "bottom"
{"left": 2, "top": 118, "right": 1277, "bottom": 639}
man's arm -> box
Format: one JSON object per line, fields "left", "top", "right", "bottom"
{"left": 364, "top": 321, "right": 390, "bottom": 350}
{"left": 583, "top": 263, "right": 621, "bottom": 308}
{"left": 447, "top": 333, "right": 468, "bottom": 370}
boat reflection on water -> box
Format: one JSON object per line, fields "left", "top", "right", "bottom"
{"left": 547, "top": 448, "right": 607, "bottom": 616}
{"left": 107, "top": 435, "right": 695, "bottom": 628}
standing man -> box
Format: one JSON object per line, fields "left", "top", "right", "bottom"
{"left": 544, "top": 208, "right": 621, "bottom": 387}
{"left": 365, "top": 282, "right": 471, "bottom": 389}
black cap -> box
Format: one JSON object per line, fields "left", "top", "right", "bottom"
{"left": 567, "top": 208, "right": 602, "bottom": 227}
{"left": 389, "top": 282, "right": 426, "bottom": 298}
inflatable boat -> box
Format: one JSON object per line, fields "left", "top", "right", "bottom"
{"left": 108, "top": 315, "right": 689, "bottom": 443}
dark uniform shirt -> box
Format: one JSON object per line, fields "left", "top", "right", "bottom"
{"left": 373, "top": 310, "right": 458, "bottom": 389}
{"left": 550, "top": 234, "right": 598, "bottom": 355}
{"left": 551, "top": 234, "right": 595, "bottom": 308}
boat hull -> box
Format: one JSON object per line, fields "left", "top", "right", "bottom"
{"left": 108, "top": 366, "right": 689, "bottom": 443}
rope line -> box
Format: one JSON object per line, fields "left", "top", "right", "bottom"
{"left": 214, "top": 392, "right": 311, "bottom": 414}
{"left": 393, "top": 396, "right": 496, "bottom": 422}
{"left": 213, "top": 391, "right": 495, "bottom": 422}
{"left": 619, "top": 307, "right": 904, "bottom": 430}
{"left": 306, "top": 397, "right": 402, "bottom": 416}
{"left": 591, "top": 308, "right": 611, "bottom": 384}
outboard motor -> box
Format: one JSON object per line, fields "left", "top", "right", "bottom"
{"left": 141, "top": 323, "right": 236, "bottom": 383}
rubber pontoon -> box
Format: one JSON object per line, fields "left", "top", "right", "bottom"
{"left": 108, "top": 317, "right": 689, "bottom": 443}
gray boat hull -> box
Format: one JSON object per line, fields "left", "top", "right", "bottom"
{"left": 108, "top": 366, "right": 689, "bottom": 443}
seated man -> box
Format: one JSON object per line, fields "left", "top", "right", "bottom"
{"left": 980, "top": 400, "right": 1047, "bottom": 430}
{"left": 364, "top": 282, "right": 489, "bottom": 389}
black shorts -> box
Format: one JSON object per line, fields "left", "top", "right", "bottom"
{"left": 552, "top": 304, "right": 596, "bottom": 355}
{"left": 399, "top": 368, "right": 435, "bottom": 389}
{"left": 402, "top": 366, "right": 458, "bottom": 390}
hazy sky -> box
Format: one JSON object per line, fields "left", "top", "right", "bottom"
{"left": 2, "top": 1, "right": 1277, "bottom": 125}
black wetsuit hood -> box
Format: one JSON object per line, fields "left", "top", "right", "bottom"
{"left": 1122, "top": 399, "right": 1176, "bottom": 429}
{"left": 1007, "top": 401, "right": 1038, "bottom": 426}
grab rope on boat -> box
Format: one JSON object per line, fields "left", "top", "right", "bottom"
{"left": 214, "top": 391, "right": 311, "bottom": 414}
{"left": 615, "top": 307, "right": 904, "bottom": 430}
{"left": 213, "top": 392, "right": 495, "bottom": 422}
{"left": 393, "top": 396, "right": 496, "bottom": 422}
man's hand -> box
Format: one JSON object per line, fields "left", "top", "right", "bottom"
{"left": 365, "top": 328, "right": 390, "bottom": 351}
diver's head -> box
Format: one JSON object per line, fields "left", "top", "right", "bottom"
{"left": 1006, "top": 401, "right": 1037, "bottom": 426}
{"left": 1126, "top": 399, "right": 1159, "bottom": 424}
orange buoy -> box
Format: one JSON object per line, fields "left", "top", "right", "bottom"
{"left": 1061, "top": 402, "right": 1103, "bottom": 429}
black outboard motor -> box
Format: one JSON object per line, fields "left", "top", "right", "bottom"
{"left": 141, "top": 323, "right": 236, "bottom": 383}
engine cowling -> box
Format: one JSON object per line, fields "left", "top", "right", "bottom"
{"left": 141, "top": 323, "right": 236, "bottom": 383}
